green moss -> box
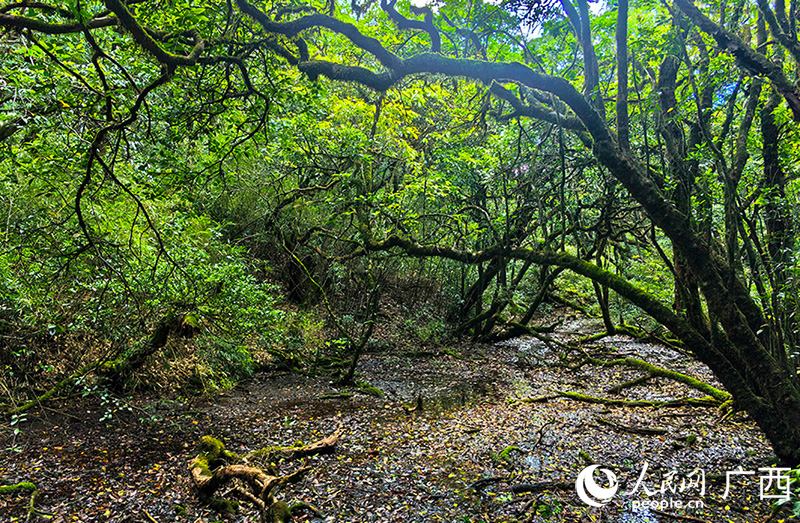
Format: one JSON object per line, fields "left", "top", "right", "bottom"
{"left": 587, "top": 356, "right": 731, "bottom": 402}
{"left": 199, "top": 435, "right": 225, "bottom": 456}
{"left": 208, "top": 497, "right": 238, "bottom": 515}
{"left": 355, "top": 380, "right": 384, "bottom": 398}
{"left": 197, "top": 435, "right": 238, "bottom": 465}
{"left": 190, "top": 436, "right": 240, "bottom": 486}
{"left": 555, "top": 390, "right": 719, "bottom": 408}
{"left": 499, "top": 445, "right": 522, "bottom": 461}
{"left": 267, "top": 500, "right": 292, "bottom": 523}
{"left": 685, "top": 435, "right": 698, "bottom": 446}
{"left": 249, "top": 445, "right": 292, "bottom": 464}
{"left": 489, "top": 445, "right": 522, "bottom": 466}
{"left": 0, "top": 482, "right": 36, "bottom": 494}
{"left": 578, "top": 450, "right": 594, "bottom": 464}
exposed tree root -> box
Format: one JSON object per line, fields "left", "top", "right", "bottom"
{"left": 554, "top": 390, "right": 721, "bottom": 408}
{"left": 189, "top": 424, "right": 342, "bottom": 522}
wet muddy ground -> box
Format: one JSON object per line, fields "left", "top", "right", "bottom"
{"left": 0, "top": 311, "right": 788, "bottom": 522}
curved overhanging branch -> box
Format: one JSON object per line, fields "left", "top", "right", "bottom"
{"left": 234, "top": 0, "right": 403, "bottom": 70}
{"left": 0, "top": 12, "right": 116, "bottom": 33}
{"left": 360, "top": 235, "right": 771, "bottom": 405}
{"left": 381, "top": 0, "right": 441, "bottom": 53}
{"left": 359, "top": 235, "right": 796, "bottom": 434}
{"left": 489, "top": 82, "right": 587, "bottom": 132}
{"left": 362, "top": 236, "right": 694, "bottom": 348}
{"left": 299, "top": 59, "right": 397, "bottom": 91}
{"left": 104, "top": 0, "right": 205, "bottom": 67}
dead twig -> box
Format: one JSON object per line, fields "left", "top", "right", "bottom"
{"left": 596, "top": 416, "right": 668, "bottom": 435}
{"left": 467, "top": 476, "right": 507, "bottom": 490}
{"left": 511, "top": 481, "right": 573, "bottom": 494}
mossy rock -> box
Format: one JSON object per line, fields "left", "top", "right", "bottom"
{"left": 208, "top": 497, "right": 239, "bottom": 515}
{"left": 267, "top": 500, "right": 292, "bottom": 523}
{"left": 355, "top": 380, "right": 384, "bottom": 398}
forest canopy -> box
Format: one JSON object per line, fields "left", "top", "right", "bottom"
{"left": 1, "top": 0, "right": 800, "bottom": 475}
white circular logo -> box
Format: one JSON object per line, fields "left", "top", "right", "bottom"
{"left": 575, "top": 465, "right": 619, "bottom": 507}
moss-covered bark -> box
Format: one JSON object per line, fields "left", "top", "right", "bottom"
{"left": 0, "top": 481, "right": 38, "bottom": 521}
{"left": 555, "top": 390, "right": 720, "bottom": 408}
{"left": 0, "top": 482, "right": 36, "bottom": 494}
{"left": 188, "top": 425, "right": 342, "bottom": 521}
{"left": 7, "top": 362, "right": 100, "bottom": 416}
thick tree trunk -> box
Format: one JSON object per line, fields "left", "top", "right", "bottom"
{"left": 591, "top": 138, "right": 800, "bottom": 467}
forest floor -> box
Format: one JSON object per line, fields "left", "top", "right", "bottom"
{"left": 0, "top": 309, "right": 790, "bottom": 523}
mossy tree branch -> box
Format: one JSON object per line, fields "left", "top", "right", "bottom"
{"left": 583, "top": 355, "right": 731, "bottom": 402}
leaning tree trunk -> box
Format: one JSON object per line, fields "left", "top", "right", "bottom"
{"left": 591, "top": 125, "right": 800, "bottom": 467}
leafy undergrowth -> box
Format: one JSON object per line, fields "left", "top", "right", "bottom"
{"left": 0, "top": 311, "right": 791, "bottom": 522}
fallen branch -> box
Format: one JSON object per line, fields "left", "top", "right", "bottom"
{"left": 0, "top": 481, "right": 38, "bottom": 522}
{"left": 511, "top": 481, "right": 573, "bottom": 494}
{"left": 554, "top": 390, "right": 720, "bottom": 408}
{"left": 574, "top": 331, "right": 611, "bottom": 344}
{"left": 319, "top": 393, "right": 353, "bottom": 400}
{"left": 583, "top": 355, "right": 731, "bottom": 403}
{"left": 468, "top": 476, "right": 507, "bottom": 490}
{"left": 0, "top": 482, "right": 36, "bottom": 494}
{"left": 492, "top": 320, "right": 563, "bottom": 343}
{"left": 7, "top": 362, "right": 101, "bottom": 415}
{"left": 596, "top": 416, "right": 668, "bottom": 435}
{"left": 502, "top": 323, "right": 569, "bottom": 349}
{"left": 519, "top": 394, "right": 559, "bottom": 403}
{"left": 607, "top": 374, "right": 654, "bottom": 394}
